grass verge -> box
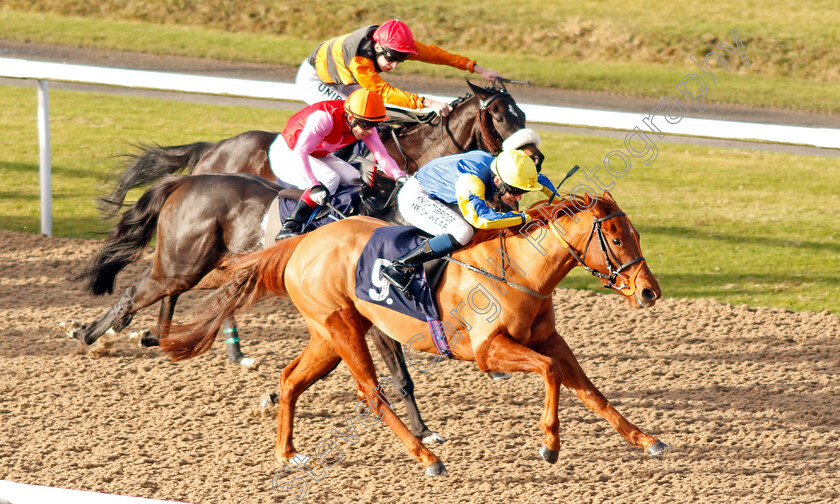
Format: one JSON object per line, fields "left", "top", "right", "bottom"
{"left": 2, "top": 10, "right": 840, "bottom": 113}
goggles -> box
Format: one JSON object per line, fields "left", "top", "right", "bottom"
{"left": 379, "top": 47, "right": 410, "bottom": 63}
{"left": 351, "top": 117, "right": 381, "bottom": 130}
{"left": 501, "top": 183, "right": 528, "bottom": 196}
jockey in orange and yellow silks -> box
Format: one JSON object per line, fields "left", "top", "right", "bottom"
{"left": 295, "top": 20, "right": 502, "bottom": 117}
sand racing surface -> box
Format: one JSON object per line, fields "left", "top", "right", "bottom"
{"left": 1, "top": 228, "right": 838, "bottom": 503}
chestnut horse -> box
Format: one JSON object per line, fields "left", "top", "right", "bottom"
{"left": 98, "top": 80, "right": 543, "bottom": 219}
{"left": 162, "top": 193, "right": 669, "bottom": 475}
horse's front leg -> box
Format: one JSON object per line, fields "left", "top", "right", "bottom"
{"left": 475, "top": 333, "right": 564, "bottom": 463}
{"left": 536, "top": 332, "right": 670, "bottom": 457}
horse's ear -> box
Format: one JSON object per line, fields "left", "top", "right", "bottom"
{"left": 466, "top": 79, "right": 493, "bottom": 99}
{"left": 601, "top": 191, "right": 616, "bottom": 203}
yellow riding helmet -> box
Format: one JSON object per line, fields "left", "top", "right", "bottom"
{"left": 344, "top": 89, "right": 388, "bottom": 122}
{"left": 490, "top": 150, "right": 540, "bottom": 191}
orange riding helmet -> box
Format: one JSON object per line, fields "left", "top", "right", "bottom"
{"left": 344, "top": 89, "right": 388, "bottom": 126}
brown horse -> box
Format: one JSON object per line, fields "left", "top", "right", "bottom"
{"left": 98, "top": 80, "right": 543, "bottom": 219}
{"left": 162, "top": 193, "right": 669, "bottom": 475}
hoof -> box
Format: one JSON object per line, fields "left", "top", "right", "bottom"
{"left": 646, "top": 440, "right": 671, "bottom": 456}
{"left": 487, "top": 371, "right": 513, "bottom": 381}
{"left": 289, "top": 453, "right": 311, "bottom": 467}
{"left": 424, "top": 461, "right": 447, "bottom": 477}
{"left": 539, "top": 444, "right": 559, "bottom": 464}
{"left": 57, "top": 320, "right": 82, "bottom": 341}
{"left": 236, "top": 357, "right": 259, "bottom": 369}
{"left": 260, "top": 392, "right": 279, "bottom": 409}
{"left": 128, "top": 330, "right": 149, "bottom": 347}
{"left": 421, "top": 432, "right": 447, "bottom": 445}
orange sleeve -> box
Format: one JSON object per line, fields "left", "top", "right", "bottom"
{"left": 348, "top": 56, "right": 423, "bottom": 109}
{"left": 410, "top": 41, "right": 475, "bottom": 72}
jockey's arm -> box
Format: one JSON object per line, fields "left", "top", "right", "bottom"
{"left": 291, "top": 111, "right": 333, "bottom": 187}
{"left": 538, "top": 173, "right": 558, "bottom": 199}
{"left": 349, "top": 57, "right": 423, "bottom": 109}
{"left": 409, "top": 41, "right": 502, "bottom": 83}
{"left": 455, "top": 174, "right": 530, "bottom": 229}
{"left": 361, "top": 132, "right": 406, "bottom": 180}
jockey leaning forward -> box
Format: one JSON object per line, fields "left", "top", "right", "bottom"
{"left": 271, "top": 88, "right": 406, "bottom": 240}
{"left": 380, "top": 147, "right": 558, "bottom": 293}
{"left": 296, "top": 19, "right": 501, "bottom": 117}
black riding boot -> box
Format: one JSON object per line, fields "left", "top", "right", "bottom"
{"left": 380, "top": 234, "right": 459, "bottom": 293}
{"left": 275, "top": 199, "right": 315, "bottom": 240}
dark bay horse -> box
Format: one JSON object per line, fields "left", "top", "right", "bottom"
{"left": 162, "top": 194, "right": 669, "bottom": 475}
{"left": 69, "top": 172, "right": 442, "bottom": 442}
{"left": 98, "top": 80, "right": 544, "bottom": 219}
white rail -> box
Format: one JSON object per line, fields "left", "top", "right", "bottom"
{"left": 2, "top": 57, "right": 838, "bottom": 235}
{"left": 0, "top": 480, "right": 193, "bottom": 504}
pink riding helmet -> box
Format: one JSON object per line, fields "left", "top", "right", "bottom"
{"left": 372, "top": 20, "right": 419, "bottom": 54}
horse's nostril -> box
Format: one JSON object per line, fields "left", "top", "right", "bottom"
{"left": 641, "top": 288, "right": 657, "bottom": 302}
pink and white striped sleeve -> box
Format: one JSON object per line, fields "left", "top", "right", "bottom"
{"left": 292, "top": 110, "right": 334, "bottom": 187}
{"left": 362, "top": 131, "right": 406, "bottom": 180}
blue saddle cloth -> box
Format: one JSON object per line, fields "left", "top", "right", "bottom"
{"left": 354, "top": 226, "right": 441, "bottom": 322}
{"left": 275, "top": 183, "right": 360, "bottom": 231}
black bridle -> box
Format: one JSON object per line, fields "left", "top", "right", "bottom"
{"left": 437, "top": 88, "right": 518, "bottom": 156}
{"left": 548, "top": 210, "right": 647, "bottom": 295}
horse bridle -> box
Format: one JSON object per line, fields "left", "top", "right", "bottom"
{"left": 438, "top": 89, "right": 516, "bottom": 156}
{"left": 547, "top": 211, "right": 647, "bottom": 296}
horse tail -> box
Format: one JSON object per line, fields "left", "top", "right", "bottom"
{"left": 75, "top": 176, "right": 187, "bottom": 296}
{"left": 160, "top": 234, "right": 307, "bottom": 362}
{"left": 98, "top": 141, "right": 215, "bottom": 220}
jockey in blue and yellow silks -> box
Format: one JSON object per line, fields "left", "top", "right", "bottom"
{"left": 380, "top": 149, "right": 557, "bottom": 293}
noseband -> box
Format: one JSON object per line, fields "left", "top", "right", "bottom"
{"left": 548, "top": 211, "right": 647, "bottom": 296}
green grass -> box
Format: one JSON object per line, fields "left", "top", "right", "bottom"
{"left": 3, "top": 8, "right": 840, "bottom": 112}
{"left": 0, "top": 85, "right": 294, "bottom": 237}
{"left": 2, "top": 84, "right": 838, "bottom": 313}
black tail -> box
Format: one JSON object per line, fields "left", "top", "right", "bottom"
{"left": 76, "top": 176, "right": 187, "bottom": 296}
{"left": 98, "top": 141, "right": 215, "bottom": 220}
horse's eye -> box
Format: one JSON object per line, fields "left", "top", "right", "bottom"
{"left": 612, "top": 238, "right": 621, "bottom": 245}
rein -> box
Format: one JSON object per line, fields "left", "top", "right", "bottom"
{"left": 443, "top": 209, "right": 647, "bottom": 299}
{"left": 442, "top": 232, "right": 552, "bottom": 299}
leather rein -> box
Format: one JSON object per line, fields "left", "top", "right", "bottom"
{"left": 444, "top": 210, "right": 647, "bottom": 299}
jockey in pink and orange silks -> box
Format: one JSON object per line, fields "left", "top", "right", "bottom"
{"left": 270, "top": 88, "right": 406, "bottom": 239}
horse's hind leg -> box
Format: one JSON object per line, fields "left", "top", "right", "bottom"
{"left": 128, "top": 293, "right": 179, "bottom": 348}
{"left": 70, "top": 285, "right": 139, "bottom": 345}
{"left": 369, "top": 327, "right": 444, "bottom": 443}
{"left": 275, "top": 333, "right": 342, "bottom": 462}
{"left": 323, "top": 308, "right": 445, "bottom": 476}
{"left": 537, "top": 332, "right": 669, "bottom": 456}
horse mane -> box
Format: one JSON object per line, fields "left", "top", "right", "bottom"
{"left": 466, "top": 193, "right": 614, "bottom": 248}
